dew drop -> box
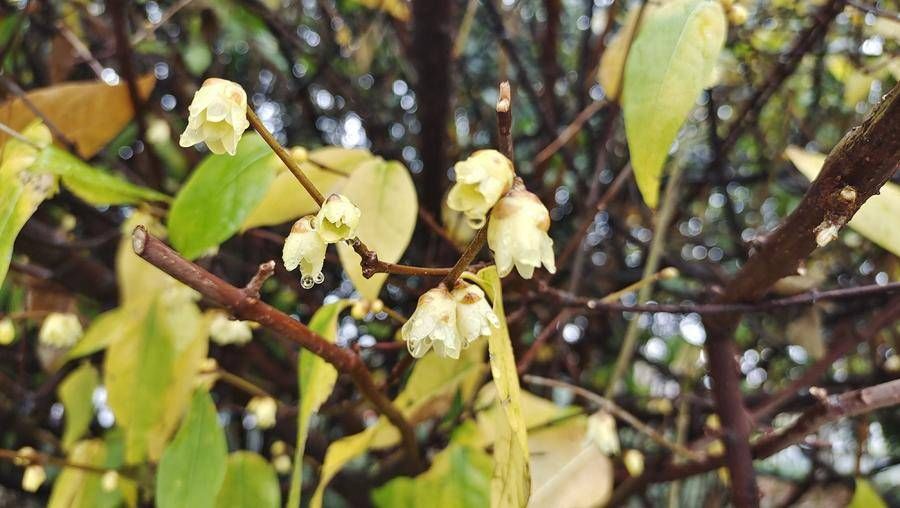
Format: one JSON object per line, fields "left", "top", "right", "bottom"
{"left": 301, "top": 276, "right": 314, "bottom": 289}
{"left": 314, "top": 273, "right": 325, "bottom": 284}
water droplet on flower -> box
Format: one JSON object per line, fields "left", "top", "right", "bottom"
{"left": 301, "top": 276, "right": 314, "bottom": 289}
{"left": 314, "top": 273, "right": 325, "bottom": 284}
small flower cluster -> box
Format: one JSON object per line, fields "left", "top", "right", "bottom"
{"left": 282, "top": 193, "right": 361, "bottom": 288}
{"left": 402, "top": 281, "right": 499, "bottom": 359}
{"left": 38, "top": 313, "right": 83, "bottom": 348}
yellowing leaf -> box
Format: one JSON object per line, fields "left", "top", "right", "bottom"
{"left": 58, "top": 362, "right": 99, "bottom": 450}
{"left": 598, "top": 7, "right": 652, "bottom": 101}
{"left": 169, "top": 134, "right": 279, "bottom": 260}
{"left": 47, "top": 439, "right": 130, "bottom": 508}
{"left": 355, "top": 0, "right": 410, "bottom": 22}
{"left": 475, "top": 386, "right": 581, "bottom": 445}
{"left": 474, "top": 266, "right": 530, "bottom": 508}
{"left": 33, "top": 145, "right": 169, "bottom": 205}
{"left": 215, "top": 452, "right": 281, "bottom": 508}
{"left": 848, "top": 478, "right": 887, "bottom": 508}
{"left": 337, "top": 159, "right": 418, "bottom": 299}
{"left": 786, "top": 145, "right": 900, "bottom": 258}
{"left": 65, "top": 306, "right": 137, "bottom": 360}
{"left": 0, "top": 124, "right": 57, "bottom": 285}
{"left": 156, "top": 390, "right": 228, "bottom": 508}
{"left": 309, "top": 426, "right": 379, "bottom": 508}
{"left": 116, "top": 212, "right": 175, "bottom": 305}
{"left": 372, "top": 422, "right": 492, "bottom": 508}
{"left": 528, "top": 416, "right": 614, "bottom": 508}
{"left": 241, "top": 147, "right": 372, "bottom": 231}
{"left": 622, "top": 0, "right": 726, "bottom": 208}
{"left": 287, "top": 300, "right": 353, "bottom": 508}
{"left": 0, "top": 75, "right": 155, "bottom": 158}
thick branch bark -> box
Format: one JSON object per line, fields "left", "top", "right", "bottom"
{"left": 702, "top": 81, "right": 900, "bottom": 508}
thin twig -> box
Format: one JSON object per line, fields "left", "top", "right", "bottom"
{"left": 523, "top": 375, "right": 702, "bottom": 461}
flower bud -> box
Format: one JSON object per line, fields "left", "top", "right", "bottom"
{"left": 586, "top": 411, "right": 620, "bottom": 456}
{"left": 487, "top": 186, "right": 556, "bottom": 279}
{"left": 101, "top": 470, "right": 119, "bottom": 492}
{"left": 247, "top": 396, "right": 278, "bottom": 429}
{"left": 290, "top": 146, "right": 309, "bottom": 163}
{"left": 316, "top": 194, "right": 361, "bottom": 243}
{"left": 623, "top": 449, "right": 645, "bottom": 477}
{"left": 447, "top": 150, "right": 515, "bottom": 228}
{"left": 283, "top": 216, "right": 327, "bottom": 288}
{"left": 38, "top": 313, "right": 83, "bottom": 348}
{"left": 209, "top": 313, "right": 254, "bottom": 346}
{"left": 350, "top": 301, "right": 369, "bottom": 320}
{"left": 273, "top": 454, "right": 292, "bottom": 474}
{"left": 0, "top": 318, "right": 15, "bottom": 345}
{"left": 179, "top": 78, "right": 250, "bottom": 155}
{"left": 270, "top": 440, "right": 288, "bottom": 457}
{"left": 727, "top": 4, "right": 748, "bottom": 25}
{"left": 401, "top": 286, "right": 462, "bottom": 359}
{"left": 451, "top": 282, "right": 500, "bottom": 347}
{"left": 22, "top": 465, "right": 46, "bottom": 492}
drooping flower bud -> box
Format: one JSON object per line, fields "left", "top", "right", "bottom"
{"left": 38, "top": 313, "right": 83, "bottom": 348}
{"left": 451, "top": 282, "right": 500, "bottom": 347}
{"left": 0, "top": 318, "right": 15, "bottom": 345}
{"left": 101, "top": 470, "right": 119, "bottom": 492}
{"left": 209, "top": 313, "right": 254, "bottom": 346}
{"left": 246, "top": 396, "right": 278, "bottom": 429}
{"left": 401, "top": 286, "right": 462, "bottom": 359}
{"left": 623, "top": 449, "right": 645, "bottom": 476}
{"left": 447, "top": 150, "right": 515, "bottom": 228}
{"left": 586, "top": 411, "right": 620, "bottom": 456}
{"left": 487, "top": 183, "right": 556, "bottom": 279}
{"left": 179, "top": 78, "right": 250, "bottom": 155}
{"left": 282, "top": 216, "right": 327, "bottom": 288}
{"left": 315, "top": 193, "right": 361, "bottom": 243}
{"left": 22, "top": 465, "right": 46, "bottom": 492}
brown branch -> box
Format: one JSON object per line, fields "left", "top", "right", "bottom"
{"left": 702, "top": 81, "right": 900, "bottom": 508}
{"left": 130, "top": 226, "right": 422, "bottom": 469}
{"left": 242, "top": 261, "right": 276, "bottom": 299}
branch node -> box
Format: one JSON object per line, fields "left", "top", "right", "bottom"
{"left": 243, "top": 261, "right": 276, "bottom": 299}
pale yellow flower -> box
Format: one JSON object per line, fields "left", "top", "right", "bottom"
{"left": 282, "top": 216, "right": 327, "bottom": 287}
{"left": 22, "top": 465, "right": 46, "bottom": 492}
{"left": 179, "top": 78, "right": 250, "bottom": 155}
{"left": 451, "top": 282, "right": 499, "bottom": 347}
{"left": 209, "top": 313, "right": 254, "bottom": 346}
{"left": 586, "top": 411, "right": 620, "bottom": 456}
{"left": 101, "top": 470, "right": 119, "bottom": 492}
{"left": 401, "top": 287, "right": 462, "bottom": 359}
{"left": 247, "top": 396, "right": 278, "bottom": 429}
{"left": 38, "top": 313, "right": 83, "bottom": 348}
{"left": 487, "top": 185, "right": 556, "bottom": 279}
{"left": 623, "top": 449, "right": 645, "bottom": 476}
{"left": 315, "top": 194, "right": 361, "bottom": 243}
{"left": 0, "top": 318, "right": 15, "bottom": 345}
{"left": 447, "top": 150, "right": 515, "bottom": 228}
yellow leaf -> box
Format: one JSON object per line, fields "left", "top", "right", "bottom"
{"left": 48, "top": 439, "right": 135, "bottom": 508}
{"left": 622, "top": 0, "right": 727, "bottom": 208}
{"left": 241, "top": 147, "right": 373, "bottom": 231}
{"left": 337, "top": 159, "right": 418, "bottom": 299}
{"left": 58, "top": 362, "right": 99, "bottom": 450}
{"left": 0, "top": 76, "right": 155, "bottom": 158}
{"left": 529, "top": 416, "right": 614, "bottom": 508}
{"left": 473, "top": 266, "right": 530, "bottom": 508}
{"left": 598, "top": 7, "right": 652, "bottom": 101}
{"left": 356, "top": 0, "right": 410, "bottom": 22}
{"left": 786, "top": 145, "right": 900, "bottom": 259}
{"left": 309, "top": 426, "right": 380, "bottom": 508}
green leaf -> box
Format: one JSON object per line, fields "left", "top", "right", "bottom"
{"left": 336, "top": 159, "right": 418, "bottom": 299}
{"left": 65, "top": 305, "right": 140, "bottom": 360}
{"left": 287, "top": 300, "right": 352, "bottom": 508}
{"left": 32, "top": 145, "right": 169, "bottom": 205}
{"left": 241, "top": 147, "right": 373, "bottom": 231}
{"left": 372, "top": 422, "right": 492, "bottom": 508}
{"left": 786, "top": 145, "right": 900, "bottom": 258}
{"left": 156, "top": 389, "right": 228, "bottom": 508}
{"left": 848, "top": 478, "right": 887, "bottom": 508}
{"left": 622, "top": 0, "right": 726, "bottom": 208}
{"left": 47, "top": 439, "right": 129, "bottom": 508}
{"left": 168, "top": 134, "right": 278, "bottom": 260}
{"left": 58, "top": 362, "right": 99, "bottom": 450}
{"left": 475, "top": 266, "right": 530, "bottom": 508}
{"left": 0, "top": 124, "right": 57, "bottom": 285}
{"left": 215, "top": 452, "right": 281, "bottom": 508}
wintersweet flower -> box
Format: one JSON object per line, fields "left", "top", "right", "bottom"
{"left": 209, "top": 313, "right": 254, "bottom": 346}
{"left": 179, "top": 78, "right": 250, "bottom": 155}
{"left": 282, "top": 216, "right": 327, "bottom": 288}
{"left": 315, "top": 193, "right": 361, "bottom": 243}
{"left": 38, "top": 313, "right": 83, "bottom": 348}
{"left": 246, "top": 396, "right": 278, "bottom": 429}
{"left": 451, "top": 282, "right": 500, "bottom": 347}
{"left": 447, "top": 150, "right": 515, "bottom": 228}
{"left": 401, "top": 286, "right": 462, "bottom": 359}
{"left": 487, "top": 182, "right": 556, "bottom": 279}
{"left": 22, "top": 465, "right": 46, "bottom": 492}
